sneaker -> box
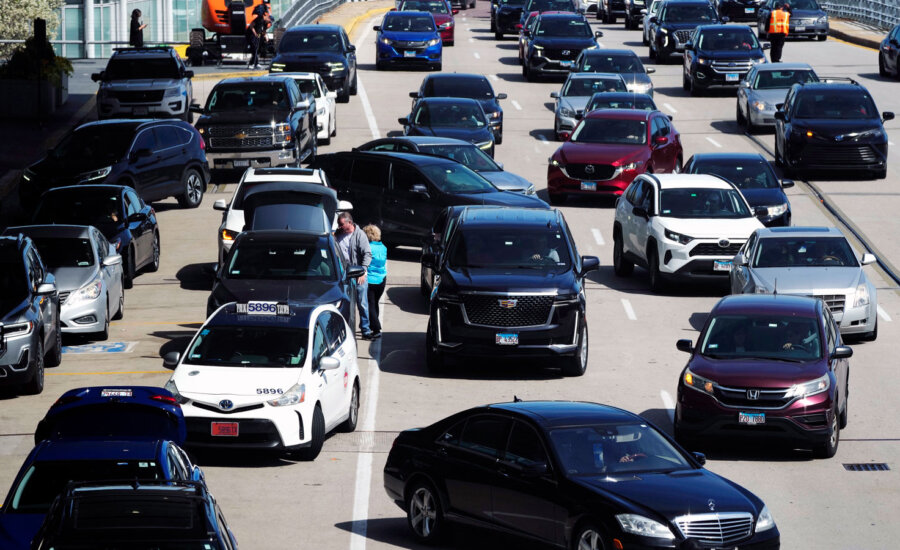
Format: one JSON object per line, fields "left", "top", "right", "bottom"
{"left": 371, "top": 331, "right": 382, "bottom": 339}
{"left": 253, "top": 64, "right": 261, "bottom": 70}
{"left": 361, "top": 331, "right": 375, "bottom": 340}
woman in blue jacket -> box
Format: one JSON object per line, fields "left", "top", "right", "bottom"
{"left": 363, "top": 225, "right": 387, "bottom": 338}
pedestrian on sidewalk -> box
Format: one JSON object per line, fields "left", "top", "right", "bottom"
{"left": 364, "top": 224, "right": 387, "bottom": 339}
{"left": 768, "top": 2, "right": 790, "bottom": 62}
{"left": 335, "top": 212, "right": 374, "bottom": 339}
{"left": 130, "top": 9, "right": 148, "bottom": 48}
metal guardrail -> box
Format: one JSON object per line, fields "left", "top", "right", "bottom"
{"left": 820, "top": 0, "right": 900, "bottom": 31}
{"left": 278, "top": 0, "right": 349, "bottom": 28}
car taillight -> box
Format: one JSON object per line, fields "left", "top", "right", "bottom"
{"left": 195, "top": 128, "right": 206, "bottom": 150}
{"left": 50, "top": 395, "right": 82, "bottom": 408}
{"left": 151, "top": 394, "right": 179, "bottom": 405}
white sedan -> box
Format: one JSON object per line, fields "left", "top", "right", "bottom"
{"left": 164, "top": 301, "right": 360, "bottom": 460}
{"left": 283, "top": 72, "right": 337, "bottom": 145}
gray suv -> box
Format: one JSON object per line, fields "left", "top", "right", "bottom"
{"left": 0, "top": 235, "right": 62, "bottom": 396}
{"left": 92, "top": 47, "right": 194, "bottom": 121}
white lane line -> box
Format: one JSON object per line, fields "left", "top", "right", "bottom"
{"left": 660, "top": 390, "right": 676, "bottom": 424}
{"left": 533, "top": 144, "right": 541, "bottom": 153}
{"left": 469, "top": 38, "right": 474, "bottom": 43}
{"left": 664, "top": 103, "right": 678, "bottom": 114}
{"left": 706, "top": 136, "right": 722, "bottom": 148}
{"left": 538, "top": 134, "right": 549, "bottom": 143}
{"left": 511, "top": 100, "right": 523, "bottom": 111}
{"left": 877, "top": 305, "right": 893, "bottom": 322}
{"left": 490, "top": 74, "right": 499, "bottom": 81}
{"left": 473, "top": 52, "right": 481, "bottom": 59}
{"left": 890, "top": 141, "right": 895, "bottom": 146}
{"left": 591, "top": 228, "right": 605, "bottom": 246}
{"left": 621, "top": 298, "right": 637, "bottom": 321}
{"left": 355, "top": 25, "right": 380, "bottom": 140}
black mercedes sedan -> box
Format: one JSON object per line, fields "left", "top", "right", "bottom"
{"left": 384, "top": 400, "right": 780, "bottom": 549}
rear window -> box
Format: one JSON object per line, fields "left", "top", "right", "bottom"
{"left": 581, "top": 54, "right": 644, "bottom": 73}
{"left": 40, "top": 404, "right": 182, "bottom": 442}
{"left": 424, "top": 77, "right": 494, "bottom": 99}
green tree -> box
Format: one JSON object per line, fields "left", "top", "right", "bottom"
{"left": 0, "top": 0, "right": 64, "bottom": 59}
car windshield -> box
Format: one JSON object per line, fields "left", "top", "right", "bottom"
{"left": 104, "top": 58, "right": 180, "bottom": 80}
{"left": 291, "top": 78, "right": 321, "bottom": 98}
{"left": 659, "top": 188, "right": 751, "bottom": 218}
{"left": 582, "top": 54, "right": 644, "bottom": 73}
{"left": 54, "top": 125, "right": 135, "bottom": 164}
{"left": 0, "top": 257, "right": 28, "bottom": 311}
{"left": 793, "top": 90, "right": 879, "bottom": 120}
{"left": 662, "top": 4, "right": 717, "bottom": 22}
{"left": 752, "top": 236, "right": 858, "bottom": 268}
{"left": 586, "top": 94, "right": 657, "bottom": 112}
{"left": 415, "top": 102, "right": 487, "bottom": 128}
{"left": 500, "top": 0, "right": 526, "bottom": 4}
{"left": 701, "top": 314, "right": 822, "bottom": 361}
{"left": 563, "top": 77, "right": 627, "bottom": 96}
{"left": 6, "top": 460, "right": 164, "bottom": 513}
{"left": 225, "top": 242, "right": 337, "bottom": 280}
{"left": 788, "top": 0, "right": 820, "bottom": 9}
{"left": 752, "top": 69, "right": 818, "bottom": 89}
{"left": 697, "top": 29, "right": 759, "bottom": 50}
{"left": 420, "top": 164, "right": 497, "bottom": 193}
{"left": 691, "top": 159, "right": 779, "bottom": 189}
{"left": 570, "top": 118, "right": 647, "bottom": 145}
{"left": 550, "top": 423, "right": 692, "bottom": 476}
{"left": 448, "top": 227, "right": 571, "bottom": 269}
{"left": 420, "top": 144, "right": 501, "bottom": 171}
{"left": 399, "top": 0, "right": 450, "bottom": 13}
{"left": 31, "top": 238, "right": 95, "bottom": 269}
{"left": 526, "top": 0, "right": 575, "bottom": 12}
{"left": 424, "top": 77, "right": 494, "bottom": 99}
{"left": 279, "top": 31, "right": 342, "bottom": 52}
{"left": 536, "top": 18, "right": 592, "bottom": 37}
{"left": 33, "top": 192, "right": 125, "bottom": 235}
{"left": 207, "top": 83, "right": 290, "bottom": 112}
{"left": 383, "top": 14, "right": 436, "bottom": 31}
{"left": 184, "top": 326, "right": 309, "bottom": 367}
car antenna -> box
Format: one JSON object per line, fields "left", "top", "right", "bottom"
{"left": 513, "top": 395, "right": 522, "bottom": 402}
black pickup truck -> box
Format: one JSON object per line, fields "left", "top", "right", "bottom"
{"left": 192, "top": 75, "right": 317, "bottom": 172}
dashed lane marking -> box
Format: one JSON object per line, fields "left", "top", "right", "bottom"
{"left": 877, "top": 305, "right": 892, "bottom": 322}
{"left": 473, "top": 52, "right": 481, "bottom": 59}
{"left": 706, "top": 137, "right": 722, "bottom": 148}
{"left": 621, "top": 299, "right": 637, "bottom": 321}
{"left": 660, "top": 390, "right": 676, "bottom": 424}
{"left": 591, "top": 228, "right": 605, "bottom": 246}
{"left": 664, "top": 103, "right": 677, "bottom": 114}
{"left": 511, "top": 100, "right": 522, "bottom": 110}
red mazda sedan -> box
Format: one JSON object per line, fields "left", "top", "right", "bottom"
{"left": 397, "top": 0, "right": 457, "bottom": 46}
{"left": 547, "top": 109, "right": 682, "bottom": 204}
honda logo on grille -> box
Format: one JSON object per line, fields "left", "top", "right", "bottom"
{"left": 747, "top": 389, "right": 759, "bottom": 400}
{"left": 584, "top": 165, "right": 595, "bottom": 174}
{"left": 219, "top": 399, "right": 234, "bottom": 410}
{"left": 718, "top": 239, "right": 731, "bottom": 248}
{"left": 498, "top": 299, "right": 518, "bottom": 309}
{"left": 561, "top": 50, "right": 570, "bottom": 56}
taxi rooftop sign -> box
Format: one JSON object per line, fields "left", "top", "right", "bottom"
{"left": 236, "top": 301, "right": 291, "bottom": 315}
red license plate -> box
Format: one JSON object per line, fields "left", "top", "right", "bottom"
{"left": 211, "top": 422, "right": 239, "bottom": 437}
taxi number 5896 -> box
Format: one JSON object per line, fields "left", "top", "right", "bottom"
{"left": 256, "top": 388, "right": 284, "bottom": 395}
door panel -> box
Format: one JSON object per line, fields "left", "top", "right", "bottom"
{"left": 385, "top": 165, "right": 442, "bottom": 245}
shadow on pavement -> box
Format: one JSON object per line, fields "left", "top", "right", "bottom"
{"left": 335, "top": 517, "right": 550, "bottom": 550}
{"left": 153, "top": 330, "right": 197, "bottom": 365}
{"left": 176, "top": 262, "right": 215, "bottom": 291}
{"left": 386, "top": 286, "right": 428, "bottom": 315}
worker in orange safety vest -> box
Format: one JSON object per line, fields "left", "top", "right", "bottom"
{"left": 768, "top": 2, "right": 791, "bottom": 62}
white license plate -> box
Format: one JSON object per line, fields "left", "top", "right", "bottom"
{"left": 404, "top": 50, "right": 417, "bottom": 57}
{"left": 133, "top": 107, "right": 148, "bottom": 115}
{"left": 496, "top": 333, "right": 519, "bottom": 345}
{"left": 726, "top": 73, "right": 739, "bottom": 82}
{"left": 794, "top": 25, "right": 807, "bottom": 31}
{"left": 559, "top": 60, "right": 573, "bottom": 67}
{"left": 739, "top": 412, "right": 765, "bottom": 425}
{"left": 580, "top": 181, "right": 597, "bottom": 191}
{"left": 713, "top": 260, "right": 733, "bottom": 272}
{"left": 744, "top": 7, "right": 754, "bottom": 13}
{"left": 233, "top": 160, "right": 250, "bottom": 167}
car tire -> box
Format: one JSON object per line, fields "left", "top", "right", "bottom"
{"left": 123, "top": 247, "right": 135, "bottom": 289}
{"left": 674, "top": 155, "right": 683, "bottom": 173}
{"left": 113, "top": 280, "right": 125, "bottom": 320}
{"left": 182, "top": 109, "right": 193, "bottom": 124}
{"left": 839, "top": 396, "right": 849, "bottom": 429}
{"left": 495, "top": 132, "right": 503, "bottom": 145}
{"left": 608, "top": 14, "right": 616, "bottom": 24}
{"left": 757, "top": 25, "right": 767, "bottom": 40}
{"left": 97, "top": 302, "right": 110, "bottom": 341}
{"left": 648, "top": 245, "right": 666, "bottom": 293}
{"left": 817, "top": 34, "right": 827, "bottom": 41}
{"left": 560, "top": 321, "right": 588, "bottom": 377}
{"left": 46, "top": 317, "right": 62, "bottom": 368}
{"left": 176, "top": 167, "right": 204, "bottom": 208}
{"left": 147, "top": 231, "right": 161, "bottom": 272}
{"left": 682, "top": 70, "right": 690, "bottom": 91}
{"left": 23, "top": 339, "right": 44, "bottom": 395}
{"left": 350, "top": 75, "right": 358, "bottom": 96}
{"left": 814, "top": 407, "right": 840, "bottom": 458}
{"left": 674, "top": 421, "right": 698, "bottom": 451}
{"left": 425, "top": 321, "right": 445, "bottom": 373}
{"left": 548, "top": 191, "right": 566, "bottom": 205}
{"left": 689, "top": 74, "right": 701, "bottom": 96}
{"left": 420, "top": 270, "right": 430, "bottom": 297}
{"left": 495, "top": 31, "right": 503, "bottom": 40}
{"left": 491, "top": 19, "right": 496, "bottom": 33}
{"left": 295, "top": 405, "right": 325, "bottom": 461}
{"left": 862, "top": 318, "right": 878, "bottom": 341}
{"left": 643, "top": 29, "right": 649, "bottom": 46}
{"left": 339, "top": 380, "right": 360, "bottom": 432}
{"left": 571, "top": 521, "right": 609, "bottom": 550}
{"left": 338, "top": 92, "right": 350, "bottom": 104}
{"left": 406, "top": 480, "right": 444, "bottom": 543}
{"left": 613, "top": 230, "right": 634, "bottom": 276}
{"left": 879, "top": 54, "right": 889, "bottom": 77}
{"left": 648, "top": 44, "right": 656, "bottom": 60}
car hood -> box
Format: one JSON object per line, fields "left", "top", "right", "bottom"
{"left": 738, "top": 187, "right": 787, "bottom": 208}
{"left": 409, "top": 125, "right": 493, "bottom": 143}
{"left": 658, "top": 216, "right": 762, "bottom": 239}
{"left": 100, "top": 78, "right": 182, "bottom": 90}
{"left": 29, "top": 154, "right": 118, "bottom": 180}
{"left": 558, "top": 96, "right": 590, "bottom": 113}
{"left": 687, "top": 354, "right": 826, "bottom": 387}
{"left": 750, "top": 87, "right": 791, "bottom": 106}
{"left": 790, "top": 9, "right": 826, "bottom": 18}
{"left": 49, "top": 266, "right": 99, "bottom": 293}
{"left": 433, "top": 14, "right": 453, "bottom": 25}
{"left": 197, "top": 109, "right": 291, "bottom": 126}
{"left": 660, "top": 21, "right": 708, "bottom": 31}
{"left": 1, "top": 301, "right": 29, "bottom": 324}
{"left": 456, "top": 190, "right": 548, "bottom": 208}
{"left": 532, "top": 37, "right": 597, "bottom": 50}
{"left": 0, "top": 514, "right": 43, "bottom": 550}
{"left": 476, "top": 98, "right": 501, "bottom": 117}
{"left": 442, "top": 265, "right": 576, "bottom": 293}
{"left": 788, "top": 118, "right": 884, "bottom": 140}
{"left": 574, "top": 468, "right": 758, "bottom": 521}
{"left": 273, "top": 51, "right": 346, "bottom": 65}
{"left": 558, "top": 142, "right": 646, "bottom": 164}
{"left": 217, "top": 278, "right": 344, "bottom": 304}
{"left": 751, "top": 267, "right": 861, "bottom": 293}
{"left": 696, "top": 48, "right": 764, "bottom": 60}
{"left": 382, "top": 30, "right": 440, "bottom": 41}
{"left": 174, "top": 366, "right": 301, "bottom": 398}
{"left": 479, "top": 170, "right": 534, "bottom": 192}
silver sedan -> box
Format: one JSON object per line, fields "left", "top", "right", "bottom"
{"left": 551, "top": 72, "right": 628, "bottom": 140}
{"left": 731, "top": 226, "right": 878, "bottom": 340}
{"left": 736, "top": 62, "right": 818, "bottom": 132}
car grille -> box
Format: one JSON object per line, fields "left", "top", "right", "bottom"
{"left": 208, "top": 125, "right": 275, "bottom": 149}
{"left": 674, "top": 512, "right": 754, "bottom": 546}
{"left": 716, "top": 385, "right": 791, "bottom": 409}
{"left": 462, "top": 294, "right": 554, "bottom": 327}
{"left": 210, "top": 136, "right": 274, "bottom": 148}
{"left": 193, "top": 401, "right": 265, "bottom": 415}
{"left": 208, "top": 125, "right": 273, "bottom": 137}
{"left": 608, "top": 0, "right": 626, "bottom": 9}
{"left": 58, "top": 291, "right": 70, "bottom": 306}
{"left": 391, "top": 40, "right": 428, "bottom": 49}
{"left": 799, "top": 144, "right": 879, "bottom": 166}
{"left": 674, "top": 29, "right": 692, "bottom": 43}
{"left": 544, "top": 48, "right": 580, "bottom": 61}
{"left": 807, "top": 294, "right": 846, "bottom": 316}
{"left": 795, "top": 17, "right": 818, "bottom": 25}
{"left": 562, "top": 163, "right": 616, "bottom": 181}
{"left": 689, "top": 242, "right": 744, "bottom": 257}
{"left": 710, "top": 59, "right": 753, "bottom": 74}
{"left": 115, "top": 90, "right": 165, "bottom": 103}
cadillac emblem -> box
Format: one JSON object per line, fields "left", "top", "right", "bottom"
{"left": 584, "top": 164, "right": 595, "bottom": 174}
{"left": 718, "top": 238, "right": 731, "bottom": 248}
{"left": 219, "top": 399, "right": 234, "bottom": 410}
{"left": 498, "top": 299, "right": 518, "bottom": 309}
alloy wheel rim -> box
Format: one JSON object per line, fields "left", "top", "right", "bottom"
{"left": 350, "top": 386, "right": 359, "bottom": 424}
{"left": 579, "top": 326, "right": 587, "bottom": 368}
{"left": 410, "top": 487, "right": 436, "bottom": 537}
{"left": 578, "top": 529, "right": 603, "bottom": 550}
{"left": 153, "top": 236, "right": 160, "bottom": 266}
{"left": 830, "top": 413, "right": 838, "bottom": 448}
{"left": 187, "top": 173, "right": 202, "bottom": 203}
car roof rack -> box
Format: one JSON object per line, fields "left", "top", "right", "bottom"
{"left": 113, "top": 46, "right": 174, "bottom": 53}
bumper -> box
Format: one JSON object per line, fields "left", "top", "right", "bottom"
{"left": 663, "top": 258, "right": 737, "bottom": 283}
{"left": 322, "top": 73, "right": 348, "bottom": 95}
{"left": 98, "top": 97, "right": 188, "bottom": 118}
{"left": 609, "top": 531, "right": 779, "bottom": 550}
{"left": 835, "top": 302, "right": 877, "bottom": 335}
{"left": 60, "top": 297, "right": 107, "bottom": 333}
{"left": 0, "top": 340, "right": 32, "bottom": 386}
{"left": 555, "top": 113, "right": 580, "bottom": 134}
{"left": 496, "top": 14, "right": 521, "bottom": 33}
{"left": 548, "top": 165, "right": 637, "bottom": 197}
{"left": 206, "top": 147, "right": 297, "bottom": 170}
{"left": 748, "top": 105, "right": 777, "bottom": 127}
{"left": 182, "top": 400, "right": 313, "bottom": 450}
{"left": 789, "top": 23, "right": 828, "bottom": 38}
{"left": 377, "top": 44, "right": 442, "bottom": 67}
{"left": 692, "top": 67, "right": 751, "bottom": 90}
{"left": 786, "top": 142, "right": 888, "bottom": 173}
{"left": 439, "top": 27, "right": 455, "bottom": 44}
{"left": 528, "top": 56, "right": 576, "bottom": 76}
{"left": 756, "top": 210, "right": 791, "bottom": 227}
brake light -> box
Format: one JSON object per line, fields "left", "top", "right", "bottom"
{"left": 516, "top": 24, "right": 523, "bottom": 29}
{"left": 151, "top": 394, "right": 178, "bottom": 405}
{"left": 50, "top": 395, "right": 81, "bottom": 408}
{"left": 195, "top": 128, "right": 206, "bottom": 150}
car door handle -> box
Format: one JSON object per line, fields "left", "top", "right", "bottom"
{"left": 404, "top": 208, "right": 415, "bottom": 216}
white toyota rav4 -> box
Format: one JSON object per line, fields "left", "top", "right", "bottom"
{"left": 613, "top": 173, "right": 764, "bottom": 291}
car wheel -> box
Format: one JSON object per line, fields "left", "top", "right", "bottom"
{"left": 295, "top": 405, "right": 325, "bottom": 461}
{"left": 491, "top": 19, "right": 496, "bottom": 32}
{"left": 113, "top": 280, "right": 125, "bottom": 320}
{"left": 306, "top": 134, "right": 318, "bottom": 165}
{"left": 97, "top": 301, "right": 110, "bottom": 341}
{"left": 862, "top": 318, "right": 878, "bottom": 341}
{"left": 643, "top": 30, "right": 649, "bottom": 46}
{"left": 339, "top": 380, "right": 360, "bottom": 432}
{"left": 814, "top": 407, "right": 840, "bottom": 458}
{"left": 147, "top": 231, "right": 161, "bottom": 272}
{"left": 176, "top": 167, "right": 204, "bottom": 208}
{"left": 571, "top": 522, "right": 608, "bottom": 550}
{"left": 817, "top": 34, "right": 827, "bottom": 41}
{"left": 321, "top": 117, "right": 332, "bottom": 146}
{"left": 495, "top": 30, "right": 503, "bottom": 40}
{"left": 757, "top": 25, "right": 767, "bottom": 40}
{"left": 123, "top": 247, "right": 135, "bottom": 289}
{"left": 337, "top": 92, "right": 350, "bottom": 104}
{"left": 350, "top": 75, "right": 358, "bottom": 95}
{"left": 648, "top": 44, "right": 656, "bottom": 60}
{"left": 736, "top": 101, "right": 746, "bottom": 126}
{"left": 420, "top": 270, "right": 430, "bottom": 297}
{"left": 182, "top": 109, "right": 193, "bottom": 124}
{"left": 406, "top": 481, "right": 444, "bottom": 543}
{"left": 23, "top": 339, "right": 44, "bottom": 395}
{"left": 495, "top": 132, "right": 503, "bottom": 145}
{"left": 548, "top": 191, "right": 566, "bottom": 205}
{"left": 674, "top": 421, "right": 698, "bottom": 451}
{"left": 613, "top": 230, "right": 634, "bottom": 276}
{"left": 880, "top": 54, "right": 890, "bottom": 77}
{"left": 648, "top": 245, "right": 666, "bottom": 293}
{"left": 560, "top": 321, "right": 588, "bottom": 377}
{"left": 682, "top": 70, "right": 690, "bottom": 91}
{"left": 839, "top": 395, "right": 849, "bottom": 429}
{"left": 689, "top": 73, "right": 701, "bottom": 96}
{"left": 673, "top": 155, "right": 683, "bottom": 173}
{"left": 425, "top": 321, "right": 445, "bottom": 373}
{"left": 608, "top": 13, "right": 616, "bottom": 24}
{"left": 522, "top": 63, "right": 531, "bottom": 81}
{"left": 46, "top": 317, "right": 62, "bottom": 368}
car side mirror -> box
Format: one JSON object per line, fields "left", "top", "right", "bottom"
{"left": 762, "top": 42, "right": 771, "bottom": 50}
{"left": 90, "top": 71, "right": 104, "bottom": 82}
{"left": 326, "top": 91, "right": 337, "bottom": 99}
{"left": 184, "top": 70, "right": 195, "bottom": 78}
{"left": 646, "top": 67, "right": 656, "bottom": 74}
{"left": 37, "top": 282, "right": 57, "bottom": 296}
{"left": 496, "top": 93, "right": 508, "bottom": 100}
{"left": 581, "top": 255, "right": 600, "bottom": 274}
{"left": 654, "top": 136, "right": 668, "bottom": 145}
{"left": 692, "top": 452, "right": 706, "bottom": 465}
{"left": 832, "top": 345, "right": 853, "bottom": 359}
{"left": 162, "top": 351, "right": 181, "bottom": 369}
{"left": 640, "top": 9, "right": 647, "bottom": 15}
{"left": 319, "top": 356, "right": 341, "bottom": 370}
{"left": 296, "top": 99, "right": 310, "bottom": 109}
{"left": 521, "top": 461, "right": 549, "bottom": 477}
{"left": 676, "top": 339, "right": 693, "bottom": 353}
{"left": 347, "top": 265, "right": 366, "bottom": 279}
{"left": 649, "top": 15, "right": 657, "bottom": 23}
{"left": 409, "top": 91, "right": 419, "bottom": 98}
{"left": 130, "top": 148, "right": 153, "bottom": 162}
{"left": 594, "top": 30, "right": 604, "bottom": 38}
{"left": 774, "top": 111, "right": 785, "bottom": 121}
{"left": 338, "top": 199, "right": 353, "bottom": 212}
{"left": 213, "top": 199, "right": 228, "bottom": 211}
{"left": 348, "top": 44, "right": 356, "bottom": 52}
{"left": 861, "top": 253, "right": 877, "bottom": 265}
{"left": 398, "top": 117, "right": 410, "bottom": 125}
{"left": 632, "top": 206, "right": 649, "bottom": 218}
{"left": 780, "top": 179, "right": 794, "bottom": 188}
{"left": 666, "top": 114, "right": 673, "bottom": 121}
{"left": 550, "top": 91, "right": 559, "bottom": 99}
{"left": 733, "top": 253, "right": 747, "bottom": 266}
{"left": 422, "top": 251, "right": 438, "bottom": 269}
{"left": 373, "top": 25, "right": 381, "bottom": 31}
{"left": 411, "top": 183, "right": 430, "bottom": 197}
{"left": 883, "top": 111, "right": 895, "bottom": 122}
{"left": 102, "top": 254, "right": 123, "bottom": 267}
{"left": 128, "top": 212, "right": 148, "bottom": 223}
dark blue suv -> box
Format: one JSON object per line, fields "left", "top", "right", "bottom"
{"left": 682, "top": 24, "right": 769, "bottom": 95}
{"left": 522, "top": 13, "right": 603, "bottom": 81}
{"left": 648, "top": 0, "right": 721, "bottom": 63}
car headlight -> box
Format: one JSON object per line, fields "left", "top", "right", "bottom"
{"left": 271, "top": 62, "right": 285, "bottom": 69}
{"left": 854, "top": 283, "right": 870, "bottom": 307}
{"left": 221, "top": 228, "right": 238, "bottom": 242}
{"left": 22, "top": 168, "right": 35, "bottom": 182}
{"left": 784, "top": 374, "right": 830, "bottom": 399}
{"left": 659, "top": 27, "right": 668, "bottom": 34}
{"left": 439, "top": 22, "right": 453, "bottom": 29}
{"left": 525, "top": 183, "right": 535, "bottom": 195}
{"left": 488, "top": 111, "right": 501, "bottom": 119}
{"left": 615, "top": 514, "right": 675, "bottom": 539}
{"left": 756, "top": 505, "right": 776, "bottom": 532}
{"left": 164, "top": 379, "right": 189, "bottom": 404}
{"left": 427, "top": 38, "right": 441, "bottom": 46}
{"left": 629, "top": 82, "right": 652, "bottom": 93}
{"left": 792, "top": 126, "right": 811, "bottom": 136}
{"left": 817, "top": 15, "right": 827, "bottom": 24}
{"left": 856, "top": 128, "right": 885, "bottom": 140}
{"left": 273, "top": 122, "right": 292, "bottom": 143}
{"left": 664, "top": 228, "right": 693, "bottom": 244}
{"left": 327, "top": 61, "right": 346, "bottom": 72}
{"left": 164, "top": 87, "right": 182, "bottom": 98}
{"left": 766, "top": 202, "right": 788, "bottom": 216}
{"left": 697, "top": 57, "right": 709, "bottom": 65}
{"left": 752, "top": 100, "right": 768, "bottom": 112}
{"left": 476, "top": 140, "right": 493, "bottom": 150}
{"left": 380, "top": 36, "right": 392, "bottom": 45}
{"left": 751, "top": 56, "right": 766, "bottom": 65}
{"left": 549, "top": 158, "right": 562, "bottom": 167}
{"left": 2, "top": 321, "right": 34, "bottom": 338}
{"left": 618, "top": 160, "right": 644, "bottom": 171}
{"left": 66, "top": 278, "right": 102, "bottom": 306}
{"left": 683, "top": 368, "right": 716, "bottom": 395}
{"left": 267, "top": 383, "right": 305, "bottom": 407}
{"left": 532, "top": 44, "right": 544, "bottom": 52}
{"left": 77, "top": 166, "right": 112, "bottom": 184}
{"left": 559, "top": 107, "right": 575, "bottom": 117}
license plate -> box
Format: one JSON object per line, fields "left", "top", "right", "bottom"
{"left": 744, "top": 7, "right": 754, "bottom": 13}
{"left": 101, "top": 389, "right": 133, "bottom": 397}
{"left": 794, "top": 25, "right": 807, "bottom": 31}
{"left": 560, "top": 60, "right": 573, "bottom": 67}
{"left": 404, "top": 50, "right": 417, "bottom": 57}
{"left": 211, "top": 422, "right": 239, "bottom": 436}
{"left": 233, "top": 160, "right": 250, "bottom": 167}
{"left": 496, "top": 333, "right": 519, "bottom": 345}
{"left": 739, "top": 412, "right": 765, "bottom": 425}
{"left": 580, "top": 181, "right": 597, "bottom": 191}
{"left": 726, "top": 73, "right": 739, "bottom": 82}
{"left": 133, "top": 107, "right": 148, "bottom": 115}
{"left": 713, "top": 259, "right": 733, "bottom": 272}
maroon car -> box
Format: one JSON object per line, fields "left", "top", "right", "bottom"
{"left": 397, "top": 0, "right": 457, "bottom": 46}
{"left": 674, "top": 294, "right": 852, "bottom": 458}
{"left": 546, "top": 109, "right": 682, "bottom": 204}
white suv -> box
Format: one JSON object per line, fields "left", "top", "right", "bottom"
{"left": 92, "top": 47, "right": 193, "bottom": 120}
{"left": 212, "top": 167, "right": 352, "bottom": 265}
{"left": 612, "top": 173, "right": 764, "bottom": 291}
{"left": 281, "top": 73, "right": 338, "bottom": 145}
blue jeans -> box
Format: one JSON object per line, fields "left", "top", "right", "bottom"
{"left": 356, "top": 279, "right": 371, "bottom": 333}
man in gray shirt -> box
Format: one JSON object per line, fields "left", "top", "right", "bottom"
{"left": 336, "top": 212, "right": 374, "bottom": 338}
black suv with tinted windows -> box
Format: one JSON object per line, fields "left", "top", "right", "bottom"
{"left": 269, "top": 24, "right": 358, "bottom": 103}
{"left": 682, "top": 24, "right": 768, "bottom": 95}
{"left": 423, "top": 207, "right": 598, "bottom": 375}
{"left": 774, "top": 79, "right": 894, "bottom": 179}
{"left": 523, "top": 13, "right": 603, "bottom": 81}
{"left": 313, "top": 151, "right": 548, "bottom": 247}
{"left": 492, "top": 0, "right": 527, "bottom": 39}
{"left": 649, "top": 0, "right": 721, "bottom": 63}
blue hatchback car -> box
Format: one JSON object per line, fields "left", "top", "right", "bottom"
{"left": 374, "top": 11, "right": 443, "bottom": 71}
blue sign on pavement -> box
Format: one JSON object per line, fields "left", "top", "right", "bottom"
{"left": 62, "top": 342, "right": 138, "bottom": 354}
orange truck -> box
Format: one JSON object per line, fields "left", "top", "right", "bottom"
{"left": 187, "top": 0, "right": 281, "bottom": 66}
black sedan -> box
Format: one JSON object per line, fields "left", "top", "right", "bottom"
{"left": 400, "top": 97, "right": 496, "bottom": 157}
{"left": 879, "top": 23, "right": 900, "bottom": 78}
{"left": 410, "top": 73, "right": 508, "bottom": 143}
{"left": 384, "top": 400, "right": 780, "bottom": 548}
